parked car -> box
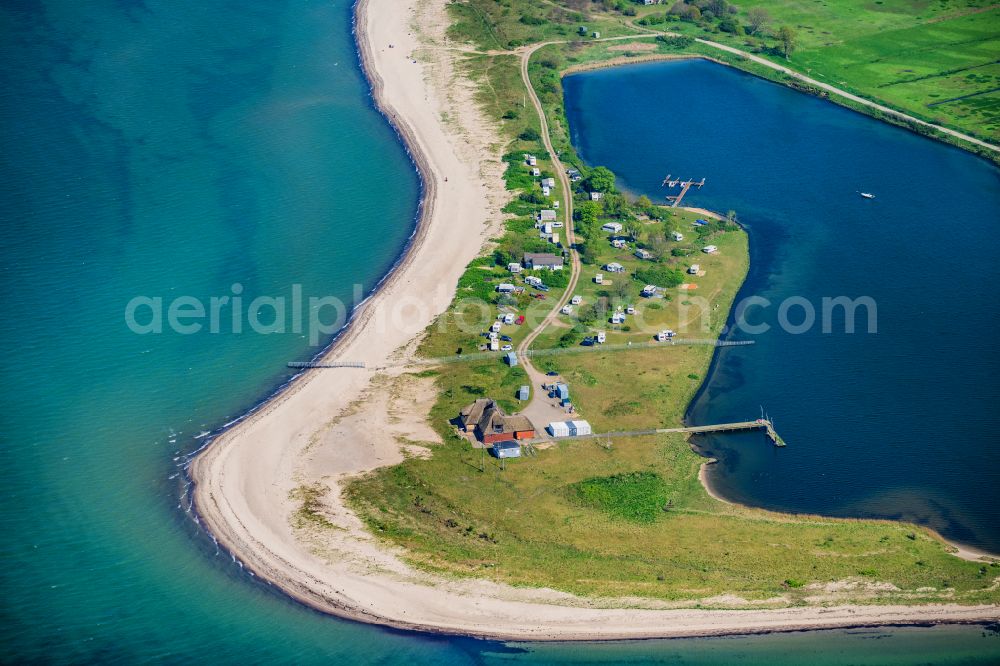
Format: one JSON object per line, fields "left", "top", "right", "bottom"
{"left": 546, "top": 371, "right": 559, "bottom": 377}
{"left": 500, "top": 335, "right": 512, "bottom": 342}
{"left": 501, "top": 344, "right": 513, "bottom": 352}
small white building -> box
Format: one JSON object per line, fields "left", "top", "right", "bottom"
{"left": 671, "top": 231, "right": 684, "bottom": 241}
{"left": 547, "top": 421, "right": 571, "bottom": 437}
{"left": 541, "top": 186, "right": 550, "bottom": 197}
{"left": 641, "top": 285, "right": 657, "bottom": 297}
{"left": 561, "top": 304, "right": 573, "bottom": 315}
{"left": 531, "top": 167, "right": 540, "bottom": 177}
{"left": 537, "top": 209, "right": 557, "bottom": 222}
{"left": 601, "top": 222, "right": 622, "bottom": 233}
{"left": 594, "top": 273, "right": 603, "bottom": 284}
{"left": 702, "top": 245, "right": 718, "bottom": 254}
{"left": 604, "top": 262, "right": 624, "bottom": 273}
{"left": 553, "top": 200, "right": 560, "bottom": 209}
{"left": 590, "top": 191, "right": 603, "bottom": 201}
{"left": 508, "top": 262, "right": 522, "bottom": 273}
{"left": 688, "top": 263, "right": 700, "bottom": 275}
{"left": 541, "top": 177, "right": 556, "bottom": 189}
{"left": 525, "top": 154, "right": 537, "bottom": 166}
{"left": 571, "top": 295, "right": 582, "bottom": 305}
{"left": 496, "top": 283, "right": 515, "bottom": 293}
{"left": 567, "top": 420, "right": 592, "bottom": 436}
{"left": 542, "top": 222, "right": 553, "bottom": 235}
{"left": 550, "top": 232, "right": 559, "bottom": 245}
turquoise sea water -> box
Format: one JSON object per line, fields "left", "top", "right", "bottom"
{"left": 1, "top": 1, "right": 998, "bottom": 662}
{"left": 563, "top": 59, "right": 1000, "bottom": 553}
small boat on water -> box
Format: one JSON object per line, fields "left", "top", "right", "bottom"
{"left": 860, "top": 192, "right": 875, "bottom": 199}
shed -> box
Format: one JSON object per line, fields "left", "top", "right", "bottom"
{"left": 556, "top": 383, "right": 569, "bottom": 400}
{"left": 541, "top": 177, "right": 556, "bottom": 189}
{"left": 490, "top": 440, "right": 521, "bottom": 459}
{"left": 517, "top": 385, "right": 530, "bottom": 401}
{"left": 505, "top": 352, "right": 518, "bottom": 366}
{"left": 567, "top": 420, "right": 592, "bottom": 436}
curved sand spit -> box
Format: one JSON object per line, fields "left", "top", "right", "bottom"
{"left": 190, "top": 0, "right": 999, "bottom": 640}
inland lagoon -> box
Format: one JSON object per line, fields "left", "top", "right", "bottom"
{"left": 563, "top": 58, "right": 1000, "bottom": 554}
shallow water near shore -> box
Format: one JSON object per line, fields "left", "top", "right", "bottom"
{"left": 563, "top": 58, "right": 1000, "bottom": 553}
{"left": 1, "top": 1, "right": 997, "bottom": 662}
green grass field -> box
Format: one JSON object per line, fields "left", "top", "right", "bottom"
{"left": 346, "top": 427, "right": 998, "bottom": 604}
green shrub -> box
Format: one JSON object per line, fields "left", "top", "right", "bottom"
{"left": 573, "top": 472, "right": 669, "bottom": 523}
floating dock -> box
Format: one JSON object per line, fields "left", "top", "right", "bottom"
{"left": 662, "top": 174, "right": 706, "bottom": 208}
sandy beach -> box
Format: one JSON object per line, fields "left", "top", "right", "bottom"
{"left": 189, "top": 0, "right": 999, "bottom": 641}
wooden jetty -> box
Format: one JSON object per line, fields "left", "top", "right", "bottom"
{"left": 662, "top": 174, "right": 706, "bottom": 208}
{"left": 287, "top": 361, "right": 365, "bottom": 369}
{"left": 656, "top": 419, "right": 785, "bottom": 446}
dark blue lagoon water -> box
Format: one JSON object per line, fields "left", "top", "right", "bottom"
{"left": 2, "top": 1, "right": 998, "bottom": 662}
{"left": 564, "top": 59, "right": 1000, "bottom": 553}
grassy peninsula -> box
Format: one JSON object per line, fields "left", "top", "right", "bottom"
{"left": 338, "top": 1, "right": 1000, "bottom": 608}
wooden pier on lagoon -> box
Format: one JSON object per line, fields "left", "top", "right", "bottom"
{"left": 661, "top": 174, "right": 706, "bottom": 208}
{"left": 656, "top": 419, "right": 786, "bottom": 447}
